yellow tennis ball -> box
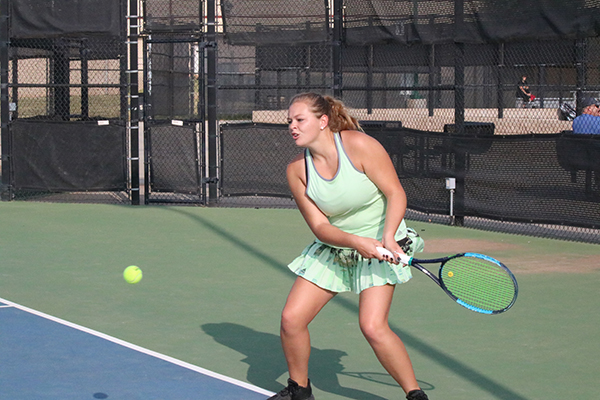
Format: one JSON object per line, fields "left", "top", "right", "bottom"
{"left": 123, "top": 266, "right": 142, "bottom": 284}
{"left": 448, "top": 271, "right": 454, "bottom": 277}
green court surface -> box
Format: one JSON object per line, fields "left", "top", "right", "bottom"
{"left": 1, "top": 202, "right": 599, "bottom": 399}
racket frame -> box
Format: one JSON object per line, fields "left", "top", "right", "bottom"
{"left": 398, "top": 252, "right": 518, "bottom": 315}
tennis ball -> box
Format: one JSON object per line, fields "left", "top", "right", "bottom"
{"left": 448, "top": 271, "right": 454, "bottom": 277}
{"left": 123, "top": 266, "right": 142, "bottom": 284}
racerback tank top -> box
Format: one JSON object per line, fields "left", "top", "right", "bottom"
{"left": 305, "top": 132, "right": 405, "bottom": 245}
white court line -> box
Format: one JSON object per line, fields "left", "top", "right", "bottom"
{"left": 0, "top": 297, "right": 274, "bottom": 396}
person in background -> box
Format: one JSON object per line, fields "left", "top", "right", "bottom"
{"left": 572, "top": 97, "right": 600, "bottom": 134}
{"left": 268, "top": 92, "right": 428, "bottom": 400}
{"left": 516, "top": 75, "right": 534, "bottom": 108}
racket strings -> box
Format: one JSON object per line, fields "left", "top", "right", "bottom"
{"left": 440, "top": 257, "right": 516, "bottom": 312}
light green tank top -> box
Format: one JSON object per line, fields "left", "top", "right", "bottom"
{"left": 305, "top": 132, "right": 406, "bottom": 247}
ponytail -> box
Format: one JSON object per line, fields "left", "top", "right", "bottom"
{"left": 323, "top": 95, "right": 361, "bottom": 132}
{"left": 289, "top": 92, "right": 361, "bottom": 132}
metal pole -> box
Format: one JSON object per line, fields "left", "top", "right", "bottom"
{"left": 129, "top": 0, "right": 140, "bottom": 205}
{"left": 80, "top": 39, "right": 89, "bottom": 119}
{"left": 497, "top": 43, "right": 504, "bottom": 119}
{"left": 454, "top": 0, "right": 465, "bottom": 135}
{"left": 575, "top": 38, "right": 587, "bottom": 113}
{"left": 428, "top": 44, "right": 435, "bottom": 117}
{"left": 332, "top": 0, "right": 343, "bottom": 98}
{"left": 453, "top": 0, "right": 465, "bottom": 226}
{"left": 207, "top": 0, "right": 218, "bottom": 203}
{"left": 0, "top": 0, "right": 11, "bottom": 200}
{"left": 367, "top": 45, "right": 373, "bottom": 113}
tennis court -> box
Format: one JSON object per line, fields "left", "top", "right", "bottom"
{"left": 1, "top": 202, "right": 599, "bottom": 399}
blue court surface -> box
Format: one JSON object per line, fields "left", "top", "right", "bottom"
{"left": 0, "top": 298, "right": 273, "bottom": 400}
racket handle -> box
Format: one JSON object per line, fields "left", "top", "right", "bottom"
{"left": 397, "top": 253, "right": 412, "bottom": 265}
{"left": 376, "top": 247, "right": 412, "bottom": 265}
{"left": 376, "top": 246, "right": 394, "bottom": 258}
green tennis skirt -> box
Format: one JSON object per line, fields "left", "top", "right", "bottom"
{"left": 287, "top": 241, "right": 413, "bottom": 294}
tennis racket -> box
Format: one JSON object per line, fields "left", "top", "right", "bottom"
{"left": 377, "top": 247, "right": 518, "bottom": 314}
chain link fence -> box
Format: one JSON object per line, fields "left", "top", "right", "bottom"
{"left": 1, "top": 0, "right": 130, "bottom": 203}
{"left": 2, "top": 1, "right": 600, "bottom": 243}
{"left": 214, "top": 0, "right": 600, "bottom": 243}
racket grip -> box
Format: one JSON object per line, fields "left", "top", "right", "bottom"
{"left": 376, "top": 246, "right": 394, "bottom": 258}
{"left": 376, "top": 247, "right": 412, "bottom": 265}
{"left": 397, "top": 254, "right": 412, "bottom": 265}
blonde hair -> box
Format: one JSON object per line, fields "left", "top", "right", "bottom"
{"left": 289, "top": 92, "right": 361, "bottom": 132}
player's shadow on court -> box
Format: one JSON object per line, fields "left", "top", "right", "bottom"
{"left": 202, "top": 322, "right": 390, "bottom": 400}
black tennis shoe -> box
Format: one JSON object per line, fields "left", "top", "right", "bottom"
{"left": 268, "top": 378, "right": 314, "bottom": 400}
{"left": 406, "top": 389, "right": 429, "bottom": 400}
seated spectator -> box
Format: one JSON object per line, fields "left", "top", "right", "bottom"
{"left": 572, "top": 97, "right": 600, "bottom": 134}
{"left": 516, "top": 76, "right": 535, "bottom": 108}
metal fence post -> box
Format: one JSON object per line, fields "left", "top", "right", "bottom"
{"left": 453, "top": 0, "right": 465, "bottom": 226}
{"left": 575, "top": 37, "right": 587, "bottom": 113}
{"left": 0, "top": 0, "right": 10, "bottom": 201}
{"left": 333, "top": 0, "right": 343, "bottom": 98}
{"left": 128, "top": 0, "right": 140, "bottom": 205}
{"left": 497, "top": 43, "right": 505, "bottom": 119}
{"left": 207, "top": 0, "right": 218, "bottom": 203}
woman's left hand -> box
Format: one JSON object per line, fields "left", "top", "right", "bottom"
{"left": 380, "top": 239, "right": 405, "bottom": 264}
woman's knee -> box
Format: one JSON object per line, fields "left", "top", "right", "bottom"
{"left": 359, "top": 318, "right": 390, "bottom": 343}
{"left": 280, "top": 306, "right": 308, "bottom": 335}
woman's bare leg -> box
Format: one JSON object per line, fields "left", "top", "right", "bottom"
{"left": 280, "top": 277, "right": 336, "bottom": 387}
{"left": 358, "top": 284, "right": 420, "bottom": 394}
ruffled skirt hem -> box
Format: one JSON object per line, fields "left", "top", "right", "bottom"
{"left": 287, "top": 241, "right": 413, "bottom": 294}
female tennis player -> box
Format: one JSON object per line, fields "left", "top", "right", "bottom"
{"left": 268, "top": 92, "right": 429, "bottom": 400}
